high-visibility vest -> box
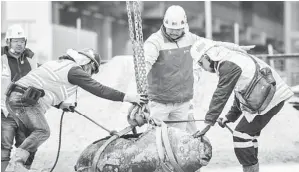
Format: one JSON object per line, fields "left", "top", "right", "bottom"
{"left": 216, "top": 50, "right": 294, "bottom": 122}
{"left": 17, "top": 60, "right": 79, "bottom": 110}
{"left": 1, "top": 52, "right": 37, "bottom": 117}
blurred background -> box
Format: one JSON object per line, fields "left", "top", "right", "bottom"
{"left": 1, "top": 1, "right": 299, "bottom": 86}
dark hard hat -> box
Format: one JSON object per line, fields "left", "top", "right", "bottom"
{"left": 78, "top": 48, "right": 101, "bottom": 74}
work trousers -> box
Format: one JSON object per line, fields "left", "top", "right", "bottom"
{"left": 1, "top": 112, "right": 36, "bottom": 166}
{"left": 149, "top": 100, "right": 196, "bottom": 133}
{"left": 6, "top": 92, "right": 50, "bottom": 153}
{"left": 233, "top": 101, "right": 284, "bottom": 166}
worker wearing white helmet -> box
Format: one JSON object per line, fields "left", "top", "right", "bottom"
{"left": 143, "top": 5, "right": 254, "bottom": 133}
{"left": 5, "top": 24, "right": 28, "bottom": 55}
{"left": 1, "top": 24, "right": 37, "bottom": 172}
{"left": 5, "top": 48, "right": 148, "bottom": 171}
{"left": 190, "top": 39, "right": 294, "bottom": 172}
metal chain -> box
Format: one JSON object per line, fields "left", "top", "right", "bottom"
{"left": 126, "top": 1, "right": 141, "bottom": 93}
{"left": 126, "top": 1, "right": 147, "bottom": 94}
{"left": 135, "top": 1, "right": 147, "bottom": 94}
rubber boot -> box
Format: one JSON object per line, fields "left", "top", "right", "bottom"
{"left": 243, "top": 163, "right": 259, "bottom": 172}
{"left": 12, "top": 148, "right": 30, "bottom": 172}
{"left": 1, "top": 161, "right": 9, "bottom": 172}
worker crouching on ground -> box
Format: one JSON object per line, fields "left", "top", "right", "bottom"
{"left": 5, "top": 48, "right": 148, "bottom": 171}
{"left": 190, "top": 40, "right": 294, "bottom": 172}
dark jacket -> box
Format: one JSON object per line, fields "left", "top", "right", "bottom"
{"left": 205, "top": 61, "right": 242, "bottom": 125}
{"left": 1, "top": 46, "right": 35, "bottom": 81}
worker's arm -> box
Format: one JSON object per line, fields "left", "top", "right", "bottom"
{"left": 225, "top": 96, "right": 243, "bottom": 122}
{"left": 68, "top": 66, "right": 125, "bottom": 101}
{"left": 191, "top": 33, "right": 254, "bottom": 53}
{"left": 205, "top": 61, "right": 242, "bottom": 125}
{"left": 144, "top": 37, "right": 160, "bottom": 75}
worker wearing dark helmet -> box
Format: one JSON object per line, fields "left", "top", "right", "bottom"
{"left": 5, "top": 48, "right": 148, "bottom": 171}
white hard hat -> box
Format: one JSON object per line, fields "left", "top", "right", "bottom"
{"left": 163, "top": 5, "right": 187, "bottom": 29}
{"left": 190, "top": 39, "right": 216, "bottom": 62}
{"left": 5, "top": 24, "right": 27, "bottom": 41}
{"left": 66, "top": 48, "right": 100, "bottom": 74}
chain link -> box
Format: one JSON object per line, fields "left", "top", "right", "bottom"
{"left": 126, "top": 1, "right": 147, "bottom": 94}
{"left": 136, "top": 1, "right": 147, "bottom": 94}
{"left": 126, "top": 1, "right": 141, "bottom": 92}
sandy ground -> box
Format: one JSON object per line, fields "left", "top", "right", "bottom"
{"left": 6, "top": 56, "right": 299, "bottom": 172}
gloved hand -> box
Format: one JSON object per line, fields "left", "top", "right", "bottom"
{"left": 59, "top": 102, "right": 77, "bottom": 112}
{"left": 193, "top": 123, "right": 211, "bottom": 138}
{"left": 127, "top": 104, "right": 150, "bottom": 127}
{"left": 123, "top": 93, "right": 148, "bottom": 105}
{"left": 217, "top": 116, "right": 230, "bottom": 128}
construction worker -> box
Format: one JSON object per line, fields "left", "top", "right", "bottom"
{"left": 1, "top": 24, "right": 38, "bottom": 172}
{"left": 5, "top": 48, "right": 148, "bottom": 171}
{"left": 144, "top": 5, "right": 253, "bottom": 133}
{"left": 190, "top": 39, "right": 294, "bottom": 172}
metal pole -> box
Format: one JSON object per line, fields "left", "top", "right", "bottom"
{"left": 234, "top": 22, "right": 239, "bottom": 45}
{"left": 284, "top": 1, "right": 293, "bottom": 54}
{"left": 205, "top": 1, "right": 212, "bottom": 39}
{"left": 268, "top": 44, "right": 274, "bottom": 55}
{"left": 76, "top": 18, "right": 81, "bottom": 48}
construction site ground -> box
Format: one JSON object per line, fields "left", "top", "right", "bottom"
{"left": 6, "top": 56, "right": 299, "bottom": 172}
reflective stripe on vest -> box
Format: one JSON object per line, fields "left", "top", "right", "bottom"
{"left": 216, "top": 52, "right": 293, "bottom": 118}
{"left": 17, "top": 60, "right": 79, "bottom": 107}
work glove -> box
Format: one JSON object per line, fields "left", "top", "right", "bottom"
{"left": 123, "top": 93, "right": 148, "bottom": 105}
{"left": 193, "top": 123, "right": 211, "bottom": 138}
{"left": 59, "top": 102, "right": 77, "bottom": 112}
{"left": 217, "top": 116, "right": 230, "bottom": 128}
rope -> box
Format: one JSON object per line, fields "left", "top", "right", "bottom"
{"left": 74, "top": 109, "right": 116, "bottom": 135}
{"left": 216, "top": 118, "right": 233, "bottom": 134}
{"left": 91, "top": 126, "right": 134, "bottom": 172}
{"left": 163, "top": 119, "right": 205, "bottom": 124}
{"left": 163, "top": 118, "right": 233, "bottom": 133}
{"left": 49, "top": 111, "right": 65, "bottom": 172}
{"left": 48, "top": 110, "right": 118, "bottom": 172}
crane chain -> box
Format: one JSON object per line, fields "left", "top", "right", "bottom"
{"left": 126, "top": 1, "right": 147, "bottom": 95}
